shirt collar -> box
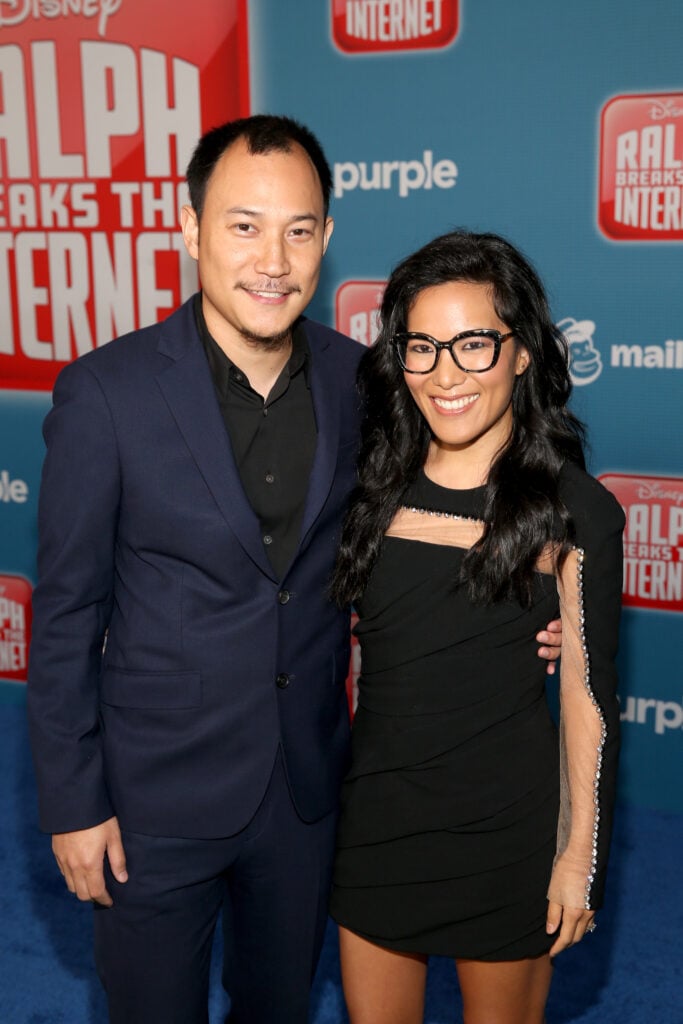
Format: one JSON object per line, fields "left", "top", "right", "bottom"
{"left": 193, "top": 293, "right": 311, "bottom": 393}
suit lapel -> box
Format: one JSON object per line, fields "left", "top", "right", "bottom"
{"left": 299, "top": 325, "right": 342, "bottom": 546}
{"left": 155, "top": 304, "right": 277, "bottom": 581}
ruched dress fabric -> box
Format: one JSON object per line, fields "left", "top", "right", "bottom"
{"left": 331, "top": 463, "right": 624, "bottom": 961}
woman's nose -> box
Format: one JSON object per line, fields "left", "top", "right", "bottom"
{"left": 432, "top": 347, "right": 467, "bottom": 388}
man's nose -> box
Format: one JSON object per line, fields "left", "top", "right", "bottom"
{"left": 254, "top": 235, "right": 290, "bottom": 278}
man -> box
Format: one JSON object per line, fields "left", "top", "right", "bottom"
{"left": 28, "top": 115, "right": 560, "bottom": 1024}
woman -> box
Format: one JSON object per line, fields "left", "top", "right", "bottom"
{"left": 330, "top": 231, "right": 624, "bottom": 1024}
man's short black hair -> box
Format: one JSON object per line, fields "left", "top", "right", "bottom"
{"left": 186, "top": 114, "right": 333, "bottom": 220}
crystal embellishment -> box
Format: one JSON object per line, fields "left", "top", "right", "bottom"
{"left": 575, "top": 546, "right": 607, "bottom": 910}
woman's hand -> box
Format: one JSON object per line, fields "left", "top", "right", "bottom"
{"left": 546, "top": 852, "right": 597, "bottom": 955}
{"left": 546, "top": 900, "right": 596, "bottom": 957}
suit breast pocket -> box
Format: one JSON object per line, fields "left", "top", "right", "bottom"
{"left": 100, "top": 668, "right": 201, "bottom": 709}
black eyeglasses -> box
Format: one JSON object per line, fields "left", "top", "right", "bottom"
{"left": 394, "top": 329, "right": 515, "bottom": 374}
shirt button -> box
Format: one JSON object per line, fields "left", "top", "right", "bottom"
{"left": 265, "top": 473, "right": 275, "bottom": 484}
{"left": 263, "top": 534, "right": 273, "bottom": 546}
{"left": 277, "top": 590, "right": 291, "bottom": 605}
{"left": 276, "top": 673, "right": 290, "bottom": 689}
{"left": 233, "top": 372, "right": 243, "bottom": 382}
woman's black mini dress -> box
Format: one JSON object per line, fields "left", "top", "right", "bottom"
{"left": 330, "top": 463, "right": 624, "bottom": 960}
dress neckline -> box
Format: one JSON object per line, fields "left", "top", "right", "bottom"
{"left": 419, "top": 467, "right": 486, "bottom": 496}
{"left": 404, "top": 470, "right": 487, "bottom": 522}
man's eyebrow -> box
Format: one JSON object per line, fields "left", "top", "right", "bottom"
{"left": 226, "top": 207, "right": 320, "bottom": 223}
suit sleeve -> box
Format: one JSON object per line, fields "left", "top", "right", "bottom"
{"left": 547, "top": 467, "right": 625, "bottom": 911}
{"left": 27, "top": 360, "right": 121, "bottom": 834}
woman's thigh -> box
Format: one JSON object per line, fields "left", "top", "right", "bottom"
{"left": 339, "top": 926, "right": 428, "bottom": 1024}
{"left": 455, "top": 954, "right": 553, "bottom": 1024}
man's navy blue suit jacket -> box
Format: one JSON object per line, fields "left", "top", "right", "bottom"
{"left": 27, "top": 296, "right": 364, "bottom": 839}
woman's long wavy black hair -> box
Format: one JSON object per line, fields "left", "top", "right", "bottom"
{"left": 331, "top": 229, "right": 586, "bottom": 608}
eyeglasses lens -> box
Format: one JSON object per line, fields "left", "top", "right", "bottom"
{"left": 399, "top": 334, "right": 497, "bottom": 372}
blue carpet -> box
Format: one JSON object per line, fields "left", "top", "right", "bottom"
{"left": 1, "top": 697, "right": 680, "bottom": 1023}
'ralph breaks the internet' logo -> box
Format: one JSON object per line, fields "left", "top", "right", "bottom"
{"left": 336, "top": 280, "right": 385, "bottom": 346}
{"left": 0, "top": 574, "right": 32, "bottom": 683}
{"left": 598, "top": 92, "right": 683, "bottom": 241}
{"left": 600, "top": 474, "right": 683, "bottom": 613}
{"left": 331, "top": 0, "right": 458, "bottom": 53}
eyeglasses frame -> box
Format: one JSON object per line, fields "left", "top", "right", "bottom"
{"left": 394, "top": 329, "right": 515, "bottom": 374}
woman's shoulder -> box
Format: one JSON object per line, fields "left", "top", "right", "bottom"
{"left": 559, "top": 460, "right": 626, "bottom": 540}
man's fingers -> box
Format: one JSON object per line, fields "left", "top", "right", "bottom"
{"left": 73, "top": 864, "right": 111, "bottom": 905}
{"left": 536, "top": 620, "right": 562, "bottom": 647}
{"left": 51, "top": 817, "right": 122, "bottom": 905}
{"left": 84, "top": 870, "right": 113, "bottom": 906}
{"left": 106, "top": 829, "right": 128, "bottom": 884}
{"left": 62, "top": 863, "right": 112, "bottom": 905}
{"left": 59, "top": 864, "right": 77, "bottom": 895}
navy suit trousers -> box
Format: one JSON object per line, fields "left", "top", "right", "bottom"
{"left": 93, "top": 751, "right": 338, "bottom": 1024}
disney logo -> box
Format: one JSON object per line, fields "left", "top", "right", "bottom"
{"left": 635, "top": 481, "right": 683, "bottom": 506}
{"left": 648, "top": 99, "right": 683, "bottom": 121}
{"left": 0, "top": 0, "right": 123, "bottom": 37}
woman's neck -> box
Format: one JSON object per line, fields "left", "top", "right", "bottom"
{"left": 423, "top": 443, "right": 493, "bottom": 490}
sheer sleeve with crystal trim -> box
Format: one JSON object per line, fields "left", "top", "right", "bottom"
{"left": 546, "top": 465, "right": 625, "bottom": 911}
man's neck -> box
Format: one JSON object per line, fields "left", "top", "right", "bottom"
{"left": 202, "top": 301, "right": 293, "bottom": 398}
{"left": 226, "top": 336, "right": 293, "bottom": 399}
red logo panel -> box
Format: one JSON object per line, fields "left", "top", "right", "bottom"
{"left": 332, "top": 0, "right": 458, "bottom": 53}
{"left": 336, "top": 280, "right": 385, "bottom": 346}
{"left": 0, "top": 575, "right": 32, "bottom": 682}
{"left": 598, "top": 93, "right": 683, "bottom": 241}
{"left": 600, "top": 474, "right": 683, "bottom": 613}
{"left": 0, "top": 0, "right": 250, "bottom": 391}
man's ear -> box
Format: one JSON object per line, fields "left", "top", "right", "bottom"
{"left": 181, "top": 206, "right": 199, "bottom": 261}
{"left": 322, "top": 216, "right": 334, "bottom": 255}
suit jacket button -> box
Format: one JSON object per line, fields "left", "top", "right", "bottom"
{"left": 277, "top": 590, "right": 291, "bottom": 605}
{"left": 276, "top": 673, "right": 290, "bottom": 689}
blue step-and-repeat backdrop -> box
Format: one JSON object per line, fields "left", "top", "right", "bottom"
{"left": 1, "top": 0, "right": 681, "bottom": 813}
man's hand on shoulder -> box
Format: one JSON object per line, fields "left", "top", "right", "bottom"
{"left": 52, "top": 816, "right": 128, "bottom": 907}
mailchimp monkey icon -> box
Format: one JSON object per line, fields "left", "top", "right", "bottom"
{"left": 558, "top": 317, "right": 603, "bottom": 386}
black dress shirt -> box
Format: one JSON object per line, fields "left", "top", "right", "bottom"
{"left": 194, "top": 295, "right": 317, "bottom": 579}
